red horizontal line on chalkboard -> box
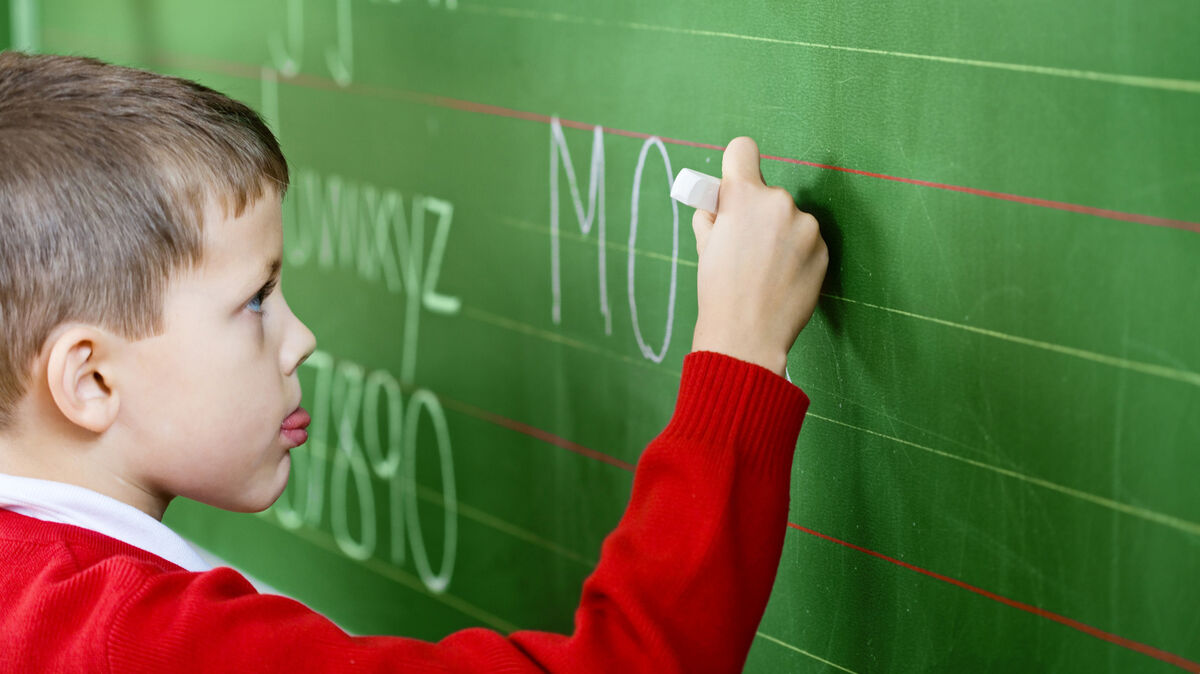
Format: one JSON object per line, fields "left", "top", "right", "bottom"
{"left": 147, "top": 52, "right": 1200, "bottom": 236}
{"left": 788, "top": 522, "right": 1200, "bottom": 673}
{"left": 445, "top": 385, "right": 1198, "bottom": 671}
{"left": 765, "top": 157, "right": 1200, "bottom": 232}
{"left": 401, "top": 92, "right": 1200, "bottom": 234}
{"left": 436, "top": 391, "right": 637, "bottom": 472}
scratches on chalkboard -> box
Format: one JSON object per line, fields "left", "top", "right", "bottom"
{"left": 807, "top": 412, "right": 1200, "bottom": 538}
{"left": 815, "top": 317, "right": 847, "bottom": 397}
{"left": 787, "top": 522, "right": 1200, "bottom": 672}
{"left": 501, "top": 214, "right": 1200, "bottom": 388}
{"left": 895, "top": 138, "right": 966, "bottom": 314}
{"left": 459, "top": 294, "right": 1200, "bottom": 538}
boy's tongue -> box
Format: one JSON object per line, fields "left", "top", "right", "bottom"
{"left": 281, "top": 406, "right": 310, "bottom": 431}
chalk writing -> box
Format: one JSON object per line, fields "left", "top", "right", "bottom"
{"left": 627, "top": 137, "right": 679, "bottom": 364}
{"left": 329, "top": 360, "right": 373, "bottom": 561}
{"left": 404, "top": 389, "right": 457, "bottom": 592}
{"left": 267, "top": 0, "right": 304, "bottom": 77}
{"left": 271, "top": 350, "right": 458, "bottom": 593}
{"left": 283, "top": 168, "right": 461, "bottom": 383}
{"left": 268, "top": 0, "right": 355, "bottom": 84}
{"left": 269, "top": 167, "right": 461, "bottom": 592}
{"left": 272, "top": 350, "right": 334, "bottom": 533}
{"left": 370, "top": 0, "right": 459, "bottom": 9}
{"left": 326, "top": 0, "right": 354, "bottom": 86}
{"left": 550, "top": 119, "right": 611, "bottom": 334}
{"left": 549, "top": 120, "right": 680, "bottom": 363}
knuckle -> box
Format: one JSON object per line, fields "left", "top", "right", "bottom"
{"left": 766, "top": 186, "right": 795, "bottom": 210}
{"left": 795, "top": 215, "right": 823, "bottom": 251}
{"left": 794, "top": 210, "right": 820, "bottom": 233}
{"left": 760, "top": 189, "right": 796, "bottom": 225}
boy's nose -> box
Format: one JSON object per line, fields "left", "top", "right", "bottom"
{"left": 289, "top": 321, "right": 317, "bottom": 374}
{"left": 279, "top": 297, "right": 317, "bottom": 376}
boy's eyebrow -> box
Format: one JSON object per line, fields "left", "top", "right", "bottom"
{"left": 244, "top": 257, "right": 281, "bottom": 293}
{"left": 263, "top": 258, "right": 281, "bottom": 283}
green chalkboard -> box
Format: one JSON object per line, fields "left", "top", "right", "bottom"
{"left": 29, "top": 1, "right": 1200, "bottom": 671}
{"left": 1, "top": 2, "right": 10, "bottom": 51}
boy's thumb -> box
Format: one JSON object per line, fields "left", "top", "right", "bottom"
{"left": 691, "top": 207, "right": 714, "bottom": 257}
{"left": 721, "top": 136, "right": 765, "bottom": 186}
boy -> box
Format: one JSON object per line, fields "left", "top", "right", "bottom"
{"left": 0, "top": 52, "right": 827, "bottom": 672}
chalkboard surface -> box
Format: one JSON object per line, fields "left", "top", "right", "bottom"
{"left": 0, "top": 3, "right": 9, "bottom": 52}
{"left": 22, "top": 1, "right": 1200, "bottom": 671}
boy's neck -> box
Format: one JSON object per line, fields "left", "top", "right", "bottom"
{"left": 0, "top": 423, "right": 169, "bottom": 521}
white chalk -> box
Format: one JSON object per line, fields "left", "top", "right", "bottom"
{"left": 670, "top": 168, "right": 720, "bottom": 213}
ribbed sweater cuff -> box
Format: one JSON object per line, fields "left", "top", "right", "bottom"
{"left": 659, "top": 351, "right": 810, "bottom": 472}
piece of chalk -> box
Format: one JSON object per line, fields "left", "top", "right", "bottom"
{"left": 670, "top": 168, "right": 720, "bottom": 213}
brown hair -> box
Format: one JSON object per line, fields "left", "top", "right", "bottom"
{"left": 0, "top": 52, "right": 289, "bottom": 430}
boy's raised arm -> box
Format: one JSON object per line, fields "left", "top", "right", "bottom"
{"left": 107, "top": 137, "right": 828, "bottom": 673}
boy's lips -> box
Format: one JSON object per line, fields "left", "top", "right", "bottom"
{"left": 280, "top": 406, "right": 310, "bottom": 447}
{"left": 282, "top": 406, "right": 310, "bottom": 430}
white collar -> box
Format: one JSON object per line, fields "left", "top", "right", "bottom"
{"left": 0, "top": 472, "right": 211, "bottom": 572}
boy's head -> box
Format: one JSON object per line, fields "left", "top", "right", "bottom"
{"left": 0, "top": 52, "right": 316, "bottom": 518}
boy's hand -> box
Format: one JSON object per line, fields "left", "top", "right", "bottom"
{"left": 690, "top": 137, "right": 828, "bottom": 377}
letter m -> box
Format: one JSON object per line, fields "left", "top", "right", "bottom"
{"left": 549, "top": 118, "right": 610, "bottom": 335}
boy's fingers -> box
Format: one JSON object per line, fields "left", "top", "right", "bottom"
{"left": 721, "top": 136, "right": 765, "bottom": 187}
{"left": 692, "top": 207, "right": 714, "bottom": 256}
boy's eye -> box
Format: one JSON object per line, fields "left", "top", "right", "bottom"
{"left": 247, "top": 279, "right": 278, "bottom": 315}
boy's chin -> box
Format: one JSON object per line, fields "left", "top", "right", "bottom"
{"left": 220, "top": 490, "right": 285, "bottom": 514}
{"left": 245, "top": 467, "right": 292, "bottom": 513}
{"left": 201, "top": 464, "right": 291, "bottom": 514}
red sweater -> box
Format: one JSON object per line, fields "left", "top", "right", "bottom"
{"left": 0, "top": 352, "right": 808, "bottom": 673}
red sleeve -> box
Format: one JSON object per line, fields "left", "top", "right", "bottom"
{"left": 109, "top": 351, "right": 810, "bottom": 673}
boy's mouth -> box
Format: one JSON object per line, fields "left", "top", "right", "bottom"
{"left": 280, "top": 406, "right": 310, "bottom": 447}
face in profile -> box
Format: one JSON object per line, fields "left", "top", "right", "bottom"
{"left": 116, "top": 190, "right": 317, "bottom": 515}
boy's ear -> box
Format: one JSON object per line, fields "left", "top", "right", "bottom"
{"left": 44, "top": 325, "right": 121, "bottom": 435}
